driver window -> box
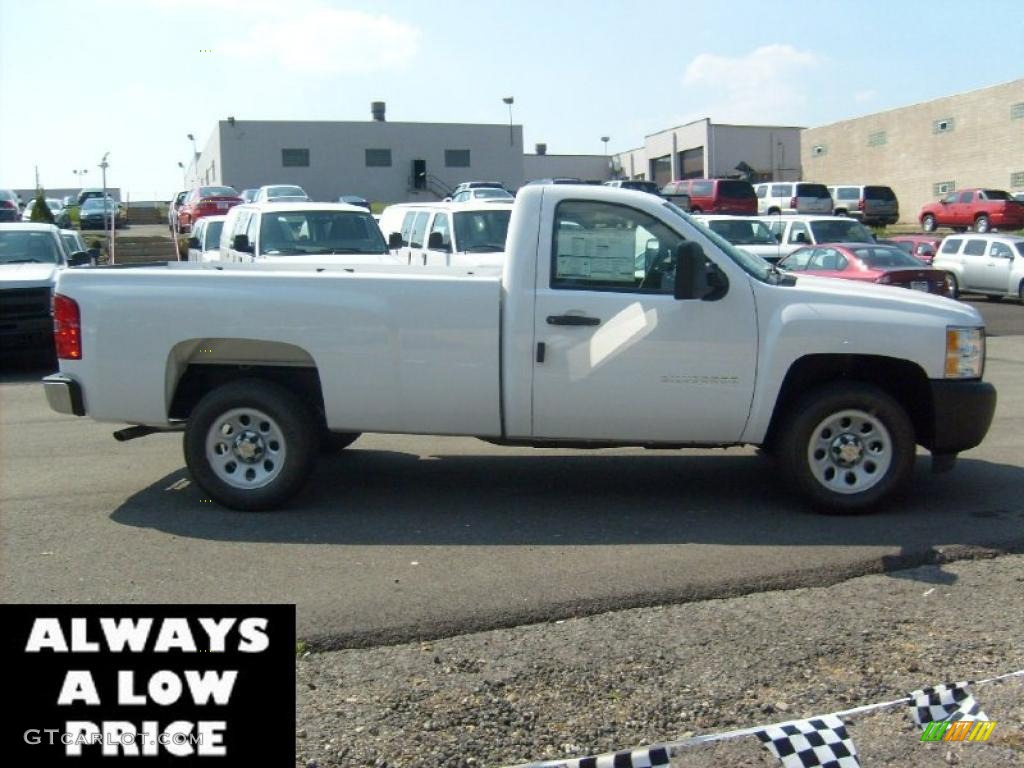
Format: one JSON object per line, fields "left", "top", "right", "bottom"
{"left": 427, "top": 213, "right": 451, "bottom": 250}
{"left": 989, "top": 242, "right": 1012, "bottom": 258}
{"left": 551, "top": 200, "right": 684, "bottom": 293}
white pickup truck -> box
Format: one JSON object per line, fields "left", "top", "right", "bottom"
{"left": 43, "top": 186, "right": 996, "bottom": 513}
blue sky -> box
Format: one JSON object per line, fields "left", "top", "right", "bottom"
{"left": 2, "top": 0, "right": 1021, "bottom": 200}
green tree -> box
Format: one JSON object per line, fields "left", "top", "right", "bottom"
{"left": 29, "top": 191, "right": 54, "bottom": 224}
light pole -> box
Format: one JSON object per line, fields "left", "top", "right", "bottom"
{"left": 177, "top": 161, "right": 187, "bottom": 187}
{"left": 601, "top": 136, "right": 610, "bottom": 156}
{"left": 187, "top": 133, "right": 198, "bottom": 185}
{"left": 99, "top": 152, "right": 112, "bottom": 263}
{"left": 502, "top": 97, "right": 514, "bottom": 146}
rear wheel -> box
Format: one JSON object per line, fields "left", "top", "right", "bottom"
{"left": 778, "top": 383, "right": 915, "bottom": 514}
{"left": 184, "top": 379, "right": 317, "bottom": 511}
{"left": 921, "top": 214, "right": 936, "bottom": 233}
{"left": 974, "top": 214, "right": 990, "bottom": 233}
{"left": 767, "top": 207, "right": 781, "bottom": 215}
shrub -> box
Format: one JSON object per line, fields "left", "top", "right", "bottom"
{"left": 29, "top": 192, "right": 54, "bottom": 224}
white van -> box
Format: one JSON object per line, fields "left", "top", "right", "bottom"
{"left": 218, "top": 202, "right": 394, "bottom": 264}
{"left": 754, "top": 182, "right": 833, "bottom": 215}
{"left": 377, "top": 201, "right": 513, "bottom": 268}
{"left": 827, "top": 185, "right": 899, "bottom": 226}
{"left": 932, "top": 234, "right": 1024, "bottom": 300}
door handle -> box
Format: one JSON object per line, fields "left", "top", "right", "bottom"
{"left": 546, "top": 314, "right": 601, "bottom": 326}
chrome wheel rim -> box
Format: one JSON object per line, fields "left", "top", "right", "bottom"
{"left": 807, "top": 409, "right": 892, "bottom": 495}
{"left": 205, "top": 407, "right": 286, "bottom": 489}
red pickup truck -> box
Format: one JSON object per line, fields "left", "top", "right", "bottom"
{"left": 919, "top": 188, "right": 1024, "bottom": 234}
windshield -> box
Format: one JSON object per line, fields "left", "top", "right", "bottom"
{"left": 259, "top": 210, "right": 387, "bottom": 255}
{"left": 809, "top": 219, "right": 874, "bottom": 243}
{"left": 850, "top": 246, "right": 926, "bottom": 268}
{"left": 199, "top": 186, "right": 237, "bottom": 197}
{"left": 453, "top": 210, "right": 511, "bottom": 252}
{"left": 267, "top": 186, "right": 306, "bottom": 198}
{"left": 82, "top": 198, "right": 116, "bottom": 210}
{"left": 664, "top": 202, "right": 770, "bottom": 281}
{"left": 706, "top": 218, "right": 777, "bottom": 246}
{"left": 204, "top": 220, "right": 224, "bottom": 249}
{"left": 0, "top": 230, "right": 62, "bottom": 264}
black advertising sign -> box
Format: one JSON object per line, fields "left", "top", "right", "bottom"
{"left": 1, "top": 604, "right": 295, "bottom": 765}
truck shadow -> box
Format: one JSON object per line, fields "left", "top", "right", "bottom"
{"left": 109, "top": 450, "right": 1024, "bottom": 566}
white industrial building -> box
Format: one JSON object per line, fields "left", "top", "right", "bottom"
{"left": 188, "top": 103, "right": 610, "bottom": 203}
{"left": 612, "top": 118, "right": 804, "bottom": 186}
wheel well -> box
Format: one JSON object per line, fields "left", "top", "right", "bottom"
{"left": 763, "top": 355, "right": 933, "bottom": 450}
{"left": 169, "top": 364, "right": 326, "bottom": 422}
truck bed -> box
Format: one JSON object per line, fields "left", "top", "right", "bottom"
{"left": 55, "top": 262, "right": 504, "bottom": 436}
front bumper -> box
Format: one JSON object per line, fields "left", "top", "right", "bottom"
{"left": 927, "top": 379, "right": 996, "bottom": 456}
{"left": 43, "top": 374, "right": 85, "bottom": 416}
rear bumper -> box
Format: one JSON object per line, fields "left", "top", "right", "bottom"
{"left": 927, "top": 379, "right": 996, "bottom": 456}
{"left": 42, "top": 374, "right": 85, "bottom": 416}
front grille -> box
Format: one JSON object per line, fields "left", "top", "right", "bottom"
{"left": 0, "top": 288, "right": 52, "bottom": 321}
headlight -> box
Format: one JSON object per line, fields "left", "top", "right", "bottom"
{"left": 945, "top": 327, "right": 984, "bottom": 379}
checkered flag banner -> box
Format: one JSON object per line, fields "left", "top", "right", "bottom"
{"left": 908, "top": 681, "right": 988, "bottom": 726}
{"left": 755, "top": 714, "right": 860, "bottom": 768}
{"left": 541, "top": 745, "right": 671, "bottom": 768}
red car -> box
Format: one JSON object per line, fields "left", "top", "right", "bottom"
{"left": 659, "top": 178, "right": 757, "bottom": 215}
{"left": 177, "top": 185, "right": 243, "bottom": 233}
{"left": 881, "top": 235, "right": 943, "bottom": 265}
{"left": 778, "top": 242, "right": 951, "bottom": 295}
{"left": 919, "top": 188, "right": 1024, "bottom": 234}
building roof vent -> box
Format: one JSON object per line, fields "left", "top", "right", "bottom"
{"left": 371, "top": 101, "right": 386, "bottom": 122}
{"left": 535, "top": 143, "right": 547, "bottom": 155}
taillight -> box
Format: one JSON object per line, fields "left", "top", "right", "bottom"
{"left": 53, "top": 294, "right": 82, "bottom": 360}
{"left": 0, "top": 200, "right": 15, "bottom": 209}
{"left": 789, "top": 196, "right": 797, "bottom": 208}
{"left": 858, "top": 199, "right": 865, "bottom": 210}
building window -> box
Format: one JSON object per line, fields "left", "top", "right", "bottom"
{"left": 444, "top": 149, "right": 471, "bottom": 168}
{"left": 867, "top": 131, "right": 887, "bottom": 147}
{"left": 811, "top": 144, "right": 827, "bottom": 157}
{"left": 933, "top": 181, "right": 956, "bottom": 196}
{"left": 932, "top": 118, "right": 954, "bottom": 134}
{"left": 365, "top": 148, "right": 392, "bottom": 167}
{"left": 282, "top": 148, "right": 309, "bottom": 167}
{"left": 1012, "top": 103, "right": 1024, "bottom": 120}
{"left": 1011, "top": 171, "right": 1024, "bottom": 188}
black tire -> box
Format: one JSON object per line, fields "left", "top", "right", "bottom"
{"left": 320, "top": 431, "right": 361, "bottom": 454}
{"left": 921, "top": 214, "right": 936, "bottom": 233}
{"left": 767, "top": 207, "right": 781, "bottom": 215}
{"left": 184, "top": 379, "right": 317, "bottom": 511}
{"left": 974, "top": 214, "right": 990, "bottom": 233}
{"left": 778, "top": 382, "right": 915, "bottom": 514}
{"left": 946, "top": 273, "right": 960, "bottom": 299}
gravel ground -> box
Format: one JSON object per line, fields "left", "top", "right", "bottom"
{"left": 296, "top": 553, "right": 1023, "bottom": 767}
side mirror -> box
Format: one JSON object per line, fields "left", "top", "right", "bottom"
{"left": 427, "top": 231, "right": 449, "bottom": 250}
{"left": 388, "top": 232, "right": 403, "bottom": 249}
{"left": 674, "top": 241, "right": 729, "bottom": 301}
{"left": 67, "top": 251, "right": 92, "bottom": 267}
{"left": 232, "top": 234, "right": 253, "bottom": 253}
{"left": 188, "top": 236, "right": 200, "bottom": 248}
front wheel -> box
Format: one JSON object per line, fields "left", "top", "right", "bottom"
{"left": 974, "top": 214, "right": 990, "bottom": 233}
{"left": 778, "top": 383, "right": 915, "bottom": 514}
{"left": 184, "top": 379, "right": 317, "bottom": 511}
{"left": 921, "top": 214, "right": 936, "bottom": 233}
{"left": 946, "top": 273, "right": 960, "bottom": 299}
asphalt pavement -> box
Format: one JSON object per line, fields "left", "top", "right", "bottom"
{"left": 2, "top": 333, "right": 1022, "bottom": 648}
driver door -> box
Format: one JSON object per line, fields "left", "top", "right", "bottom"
{"left": 531, "top": 198, "right": 757, "bottom": 443}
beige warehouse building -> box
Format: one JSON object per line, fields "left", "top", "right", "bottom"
{"left": 801, "top": 79, "right": 1024, "bottom": 224}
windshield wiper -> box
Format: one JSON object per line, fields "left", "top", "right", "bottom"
{"left": 461, "top": 245, "right": 503, "bottom": 253}
{"left": 306, "top": 247, "right": 382, "bottom": 255}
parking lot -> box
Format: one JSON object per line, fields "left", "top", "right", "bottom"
{"left": 2, "top": 301, "right": 1022, "bottom": 648}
